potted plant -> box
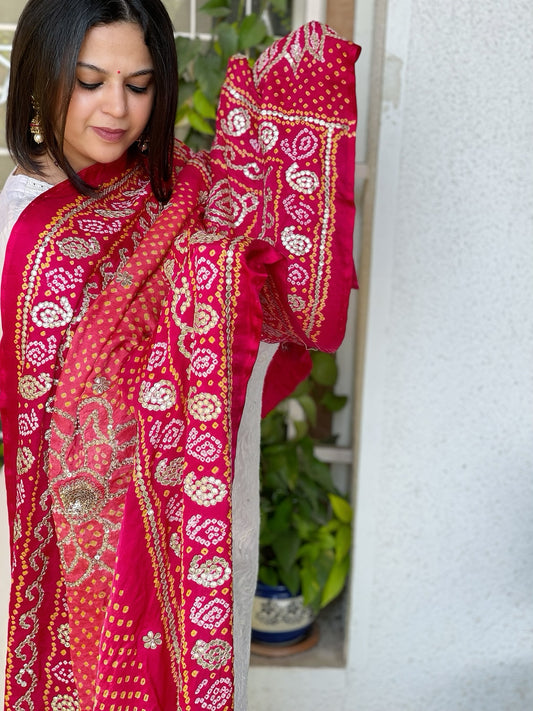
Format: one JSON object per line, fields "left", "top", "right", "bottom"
{"left": 252, "top": 351, "right": 353, "bottom": 646}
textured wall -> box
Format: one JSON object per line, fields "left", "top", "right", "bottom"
{"left": 251, "top": 0, "right": 533, "bottom": 709}
{"left": 347, "top": 0, "right": 533, "bottom": 709}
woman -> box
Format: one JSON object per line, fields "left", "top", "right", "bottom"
{"left": 0, "top": 0, "right": 360, "bottom": 709}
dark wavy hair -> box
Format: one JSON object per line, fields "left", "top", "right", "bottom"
{"left": 7, "top": 0, "right": 178, "bottom": 203}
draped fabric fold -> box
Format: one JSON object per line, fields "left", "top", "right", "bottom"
{"left": 0, "top": 23, "right": 360, "bottom": 711}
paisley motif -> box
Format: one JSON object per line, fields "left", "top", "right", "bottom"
{"left": 286, "top": 163, "right": 319, "bottom": 194}
{"left": 186, "top": 514, "right": 227, "bottom": 546}
{"left": 281, "top": 226, "right": 312, "bottom": 256}
{"left": 191, "top": 639, "right": 232, "bottom": 670}
{"left": 188, "top": 555, "right": 231, "bottom": 588}
{"left": 190, "top": 596, "right": 231, "bottom": 630}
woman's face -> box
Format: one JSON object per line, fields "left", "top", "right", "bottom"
{"left": 63, "top": 22, "right": 155, "bottom": 172}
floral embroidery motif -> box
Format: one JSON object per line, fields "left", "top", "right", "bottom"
{"left": 188, "top": 555, "right": 231, "bottom": 588}
{"left": 31, "top": 297, "right": 73, "bottom": 328}
{"left": 189, "top": 392, "right": 222, "bottom": 422}
{"left": 183, "top": 473, "right": 228, "bottom": 506}
{"left": 286, "top": 163, "right": 319, "bottom": 194}
{"left": 195, "top": 678, "right": 232, "bottom": 711}
{"left": 91, "top": 375, "right": 110, "bottom": 394}
{"left": 190, "top": 596, "right": 231, "bottom": 630}
{"left": 142, "top": 631, "right": 163, "bottom": 650}
{"left": 139, "top": 379, "right": 177, "bottom": 411}
{"left": 221, "top": 107, "right": 250, "bottom": 136}
{"left": 58, "top": 480, "right": 101, "bottom": 521}
{"left": 186, "top": 514, "right": 227, "bottom": 546}
{"left": 281, "top": 226, "right": 312, "bottom": 256}
{"left": 191, "top": 639, "right": 232, "bottom": 670}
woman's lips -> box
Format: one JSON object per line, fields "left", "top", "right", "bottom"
{"left": 92, "top": 127, "right": 127, "bottom": 142}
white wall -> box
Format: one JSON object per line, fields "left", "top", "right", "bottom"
{"left": 250, "top": 0, "right": 533, "bottom": 708}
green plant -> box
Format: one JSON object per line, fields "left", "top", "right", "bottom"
{"left": 258, "top": 352, "right": 353, "bottom": 614}
{"left": 175, "top": 0, "right": 290, "bottom": 150}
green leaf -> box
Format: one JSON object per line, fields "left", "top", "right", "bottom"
{"left": 195, "top": 53, "right": 226, "bottom": 103}
{"left": 238, "top": 14, "right": 268, "bottom": 51}
{"left": 187, "top": 110, "right": 215, "bottom": 136}
{"left": 272, "top": 531, "right": 301, "bottom": 573}
{"left": 335, "top": 523, "right": 352, "bottom": 562}
{"left": 268, "top": 497, "right": 293, "bottom": 534}
{"left": 310, "top": 351, "right": 338, "bottom": 387}
{"left": 175, "top": 37, "right": 205, "bottom": 74}
{"left": 321, "top": 391, "right": 348, "bottom": 413}
{"left": 199, "top": 0, "right": 231, "bottom": 16}
{"left": 278, "top": 566, "right": 301, "bottom": 596}
{"left": 329, "top": 493, "right": 353, "bottom": 524}
{"left": 193, "top": 90, "right": 216, "bottom": 119}
{"left": 320, "top": 557, "right": 350, "bottom": 608}
{"left": 216, "top": 22, "right": 239, "bottom": 62}
{"left": 300, "top": 566, "right": 321, "bottom": 612}
{"left": 258, "top": 565, "right": 279, "bottom": 587}
{"left": 270, "top": 0, "right": 289, "bottom": 14}
{"left": 296, "top": 393, "right": 317, "bottom": 426}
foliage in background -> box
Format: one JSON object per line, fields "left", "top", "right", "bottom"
{"left": 258, "top": 352, "right": 353, "bottom": 614}
{"left": 175, "top": 0, "right": 290, "bottom": 150}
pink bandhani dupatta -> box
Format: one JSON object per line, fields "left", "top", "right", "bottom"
{"left": 0, "top": 23, "right": 360, "bottom": 711}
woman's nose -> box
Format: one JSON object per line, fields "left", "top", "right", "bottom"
{"left": 103, "top": 85, "right": 127, "bottom": 117}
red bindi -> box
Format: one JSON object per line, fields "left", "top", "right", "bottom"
{"left": 117, "top": 70, "right": 121, "bottom": 74}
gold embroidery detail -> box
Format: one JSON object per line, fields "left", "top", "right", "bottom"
{"left": 58, "top": 480, "right": 101, "bottom": 520}
{"left": 19, "top": 373, "right": 53, "bottom": 400}
{"left": 154, "top": 458, "right": 184, "bottom": 486}
{"left": 191, "top": 639, "right": 232, "bottom": 670}
{"left": 51, "top": 693, "right": 79, "bottom": 711}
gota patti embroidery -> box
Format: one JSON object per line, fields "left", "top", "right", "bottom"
{"left": 0, "top": 23, "right": 360, "bottom": 711}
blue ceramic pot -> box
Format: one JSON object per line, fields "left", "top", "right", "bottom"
{"left": 251, "top": 582, "right": 315, "bottom": 644}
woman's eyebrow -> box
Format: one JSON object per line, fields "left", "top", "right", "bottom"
{"left": 76, "top": 61, "right": 154, "bottom": 77}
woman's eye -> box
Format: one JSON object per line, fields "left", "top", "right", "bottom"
{"left": 127, "top": 84, "right": 149, "bottom": 94}
{"left": 78, "top": 80, "right": 101, "bottom": 91}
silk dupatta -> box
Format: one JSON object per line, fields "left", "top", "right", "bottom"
{"left": 0, "top": 23, "right": 360, "bottom": 711}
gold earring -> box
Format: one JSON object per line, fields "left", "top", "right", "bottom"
{"left": 30, "top": 97, "right": 44, "bottom": 145}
